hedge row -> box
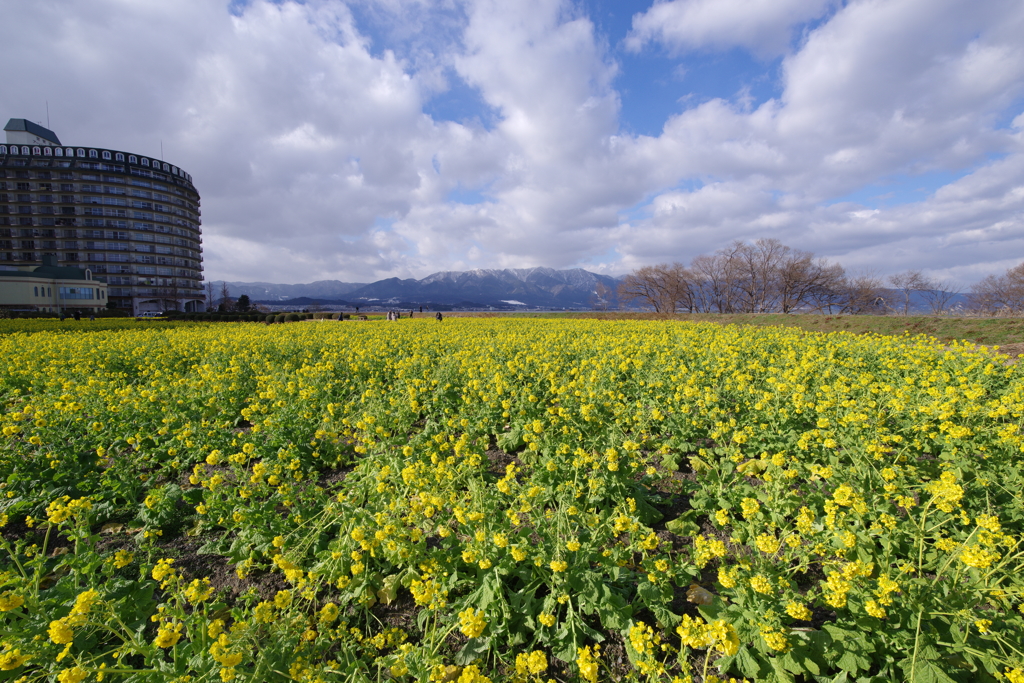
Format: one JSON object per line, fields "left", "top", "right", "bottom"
{"left": 165, "top": 312, "right": 352, "bottom": 323}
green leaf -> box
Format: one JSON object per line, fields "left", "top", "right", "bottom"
{"left": 665, "top": 511, "right": 699, "bottom": 536}
{"left": 454, "top": 636, "right": 491, "bottom": 666}
{"left": 466, "top": 571, "right": 501, "bottom": 611}
{"left": 734, "top": 645, "right": 765, "bottom": 679}
{"left": 649, "top": 602, "right": 681, "bottom": 629}
{"left": 635, "top": 497, "right": 663, "bottom": 525}
{"left": 780, "top": 646, "right": 822, "bottom": 675}
{"left": 769, "top": 655, "right": 797, "bottom": 682}
{"left": 636, "top": 579, "right": 669, "bottom": 605}
{"left": 576, "top": 575, "right": 631, "bottom": 631}
{"left": 899, "top": 658, "right": 958, "bottom": 683}
{"left": 837, "top": 650, "right": 871, "bottom": 674}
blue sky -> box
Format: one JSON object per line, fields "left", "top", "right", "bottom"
{"left": 5, "top": 0, "right": 1024, "bottom": 284}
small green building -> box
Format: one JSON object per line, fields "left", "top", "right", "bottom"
{"left": 0, "top": 254, "right": 108, "bottom": 313}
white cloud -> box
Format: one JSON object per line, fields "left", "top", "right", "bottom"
{"left": 609, "top": 0, "right": 1024, "bottom": 276}
{"left": 3, "top": 0, "right": 1024, "bottom": 285}
{"left": 626, "top": 0, "right": 835, "bottom": 57}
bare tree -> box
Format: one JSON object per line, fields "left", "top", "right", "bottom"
{"left": 731, "top": 239, "right": 790, "bottom": 312}
{"left": 690, "top": 246, "right": 744, "bottom": 313}
{"left": 205, "top": 281, "right": 214, "bottom": 312}
{"left": 591, "top": 280, "right": 614, "bottom": 310}
{"left": 617, "top": 263, "right": 692, "bottom": 313}
{"left": 888, "top": 270, "right": 931, "bottom": 315}
{"left": 969, "top": 262, "right": 1024, "bottom": 314}
{"left": 618, "top": 241, "right": 940, "bottom": 318}
{"left": 219, "top": 281, "right": 233, "bottom": 312}
{"left": 780, "top": 257, "right": 846, "bottom": 313}
{"left": 838, "top": 272, "right": 886, "bottom": 314}
{"left": 920, "top": 279, "right": 962, "bottom": 315}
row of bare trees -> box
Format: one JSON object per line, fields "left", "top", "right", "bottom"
{"left": 618, "top": 239, "right": 972, "bottom": 315}
{"left": 968, "top": 263, "right": 1024, "bottom": 314}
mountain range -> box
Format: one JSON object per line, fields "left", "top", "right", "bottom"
{"left": 209, "top": 267, "right": 621, "bottom": 309}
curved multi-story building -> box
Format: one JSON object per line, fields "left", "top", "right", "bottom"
{"left": 1, "top": 118, "right": 204, "bottom": 314}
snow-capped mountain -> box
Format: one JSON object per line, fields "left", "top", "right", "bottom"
{"left": 212, "top": 267, "right": 621, "bottom": 308}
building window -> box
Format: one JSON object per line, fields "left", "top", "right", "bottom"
{"left": 21, "top": 146, "right": 30, "bottom": 155}
{"left": 101, "top": 151, "right": 111, "bottom": 160}
{"left": 77, "top": 149, "right": 85, "bottom": 158}
{"left": 129, "top": 155, "right": 137, "bottom": 164}
{"left": 43, "top": 147, "right": 52, "bottom": 156}
{"left": 54, "top": 148, "right": 62, "bottom": 157}
{"left": 34, "top": 286, "right": 38, "bottom": 297}
{"left": 32, "top": 147, "right": 41, "bottom": 155}
{"left": 115, "top": 153, "right": 124, "bottom": 162}
{"left": 0, "top": 145, "right": 6, "bottom": 154}
{"left": 141, "top": 158, "right": 150, "bottom": 166}
{"left": 87, "top": 150, "right": 97, "bottom": 159}
{"left": 66, "top": 148, "right": 74, "bottom": 157}
{"left": 60, "top": 286, "right": 94, "bottom": 300}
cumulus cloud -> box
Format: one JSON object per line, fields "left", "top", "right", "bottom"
{"left": 626, "top": 0, "right": 835, "bottom": 57}
{"left": 613, "top": 0, "right": 1024, "bottom": 273}
{"left": 3, "top": 0, "right": 1023, "bottom": 284}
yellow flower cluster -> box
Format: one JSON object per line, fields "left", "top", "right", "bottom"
{"left": 675, "top": 614, "right": 740, "bottom": 656}
{"left": 151, "top": 558, "right": 176, "bottom": 587}
{"left": 46, "top": 496, "right": 92, "bottom": 524}
{"left": 514, "top": 650, "right": 547, "bottom": 676}
{"left": 458, "top": 608, "right": 486, "bottom": 638}
{"left": 2, "top": 317, "right": 1024, "bottom": 681}
{"left": 576, "top": 645, "right": 600, "bottom": 683}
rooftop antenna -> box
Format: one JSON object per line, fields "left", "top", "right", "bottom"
{"left": 160, "top": 140, "right": 164, "bottom": 160}
{"left": 46, "top": 101, "right": 50, "bottom": 129}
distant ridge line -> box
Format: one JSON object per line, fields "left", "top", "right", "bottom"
{"left": 210, "top": 267, "right": 622, "bottom": 309}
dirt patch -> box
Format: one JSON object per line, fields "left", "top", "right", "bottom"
{"left": 484, "top": 444, "right": 526, "bottom": 480}
{"left": 372, "top": 591, "right": 419, "bottom": 632}
{"left": 160, "top": 535, "right": 288, "bottom": 603}
{"left": 993, "top": 342, "right": 1024, "bottom": 358}
{"left": 317, "top": 464, "right": 354, "bottom": 490}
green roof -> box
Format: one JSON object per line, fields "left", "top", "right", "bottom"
{"left": 0, "top": 264, "right": 93, "bottom": 281}
{"left": 4, "top": 118, "right": 62, "bottom": 145}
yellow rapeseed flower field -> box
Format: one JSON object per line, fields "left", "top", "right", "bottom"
{"left": 0, "top": 318, "right": 1022, "bottom": 682}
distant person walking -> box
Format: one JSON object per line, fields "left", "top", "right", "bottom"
{"left": 435, "top": 311, "right": 443, "bottom": 321}
{"left": 73, "top": 311, "right": 81, "bottom": 321}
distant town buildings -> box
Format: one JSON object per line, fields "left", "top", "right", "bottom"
{"left": 1, "top": 118, "right": 203, "bottom": 314}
